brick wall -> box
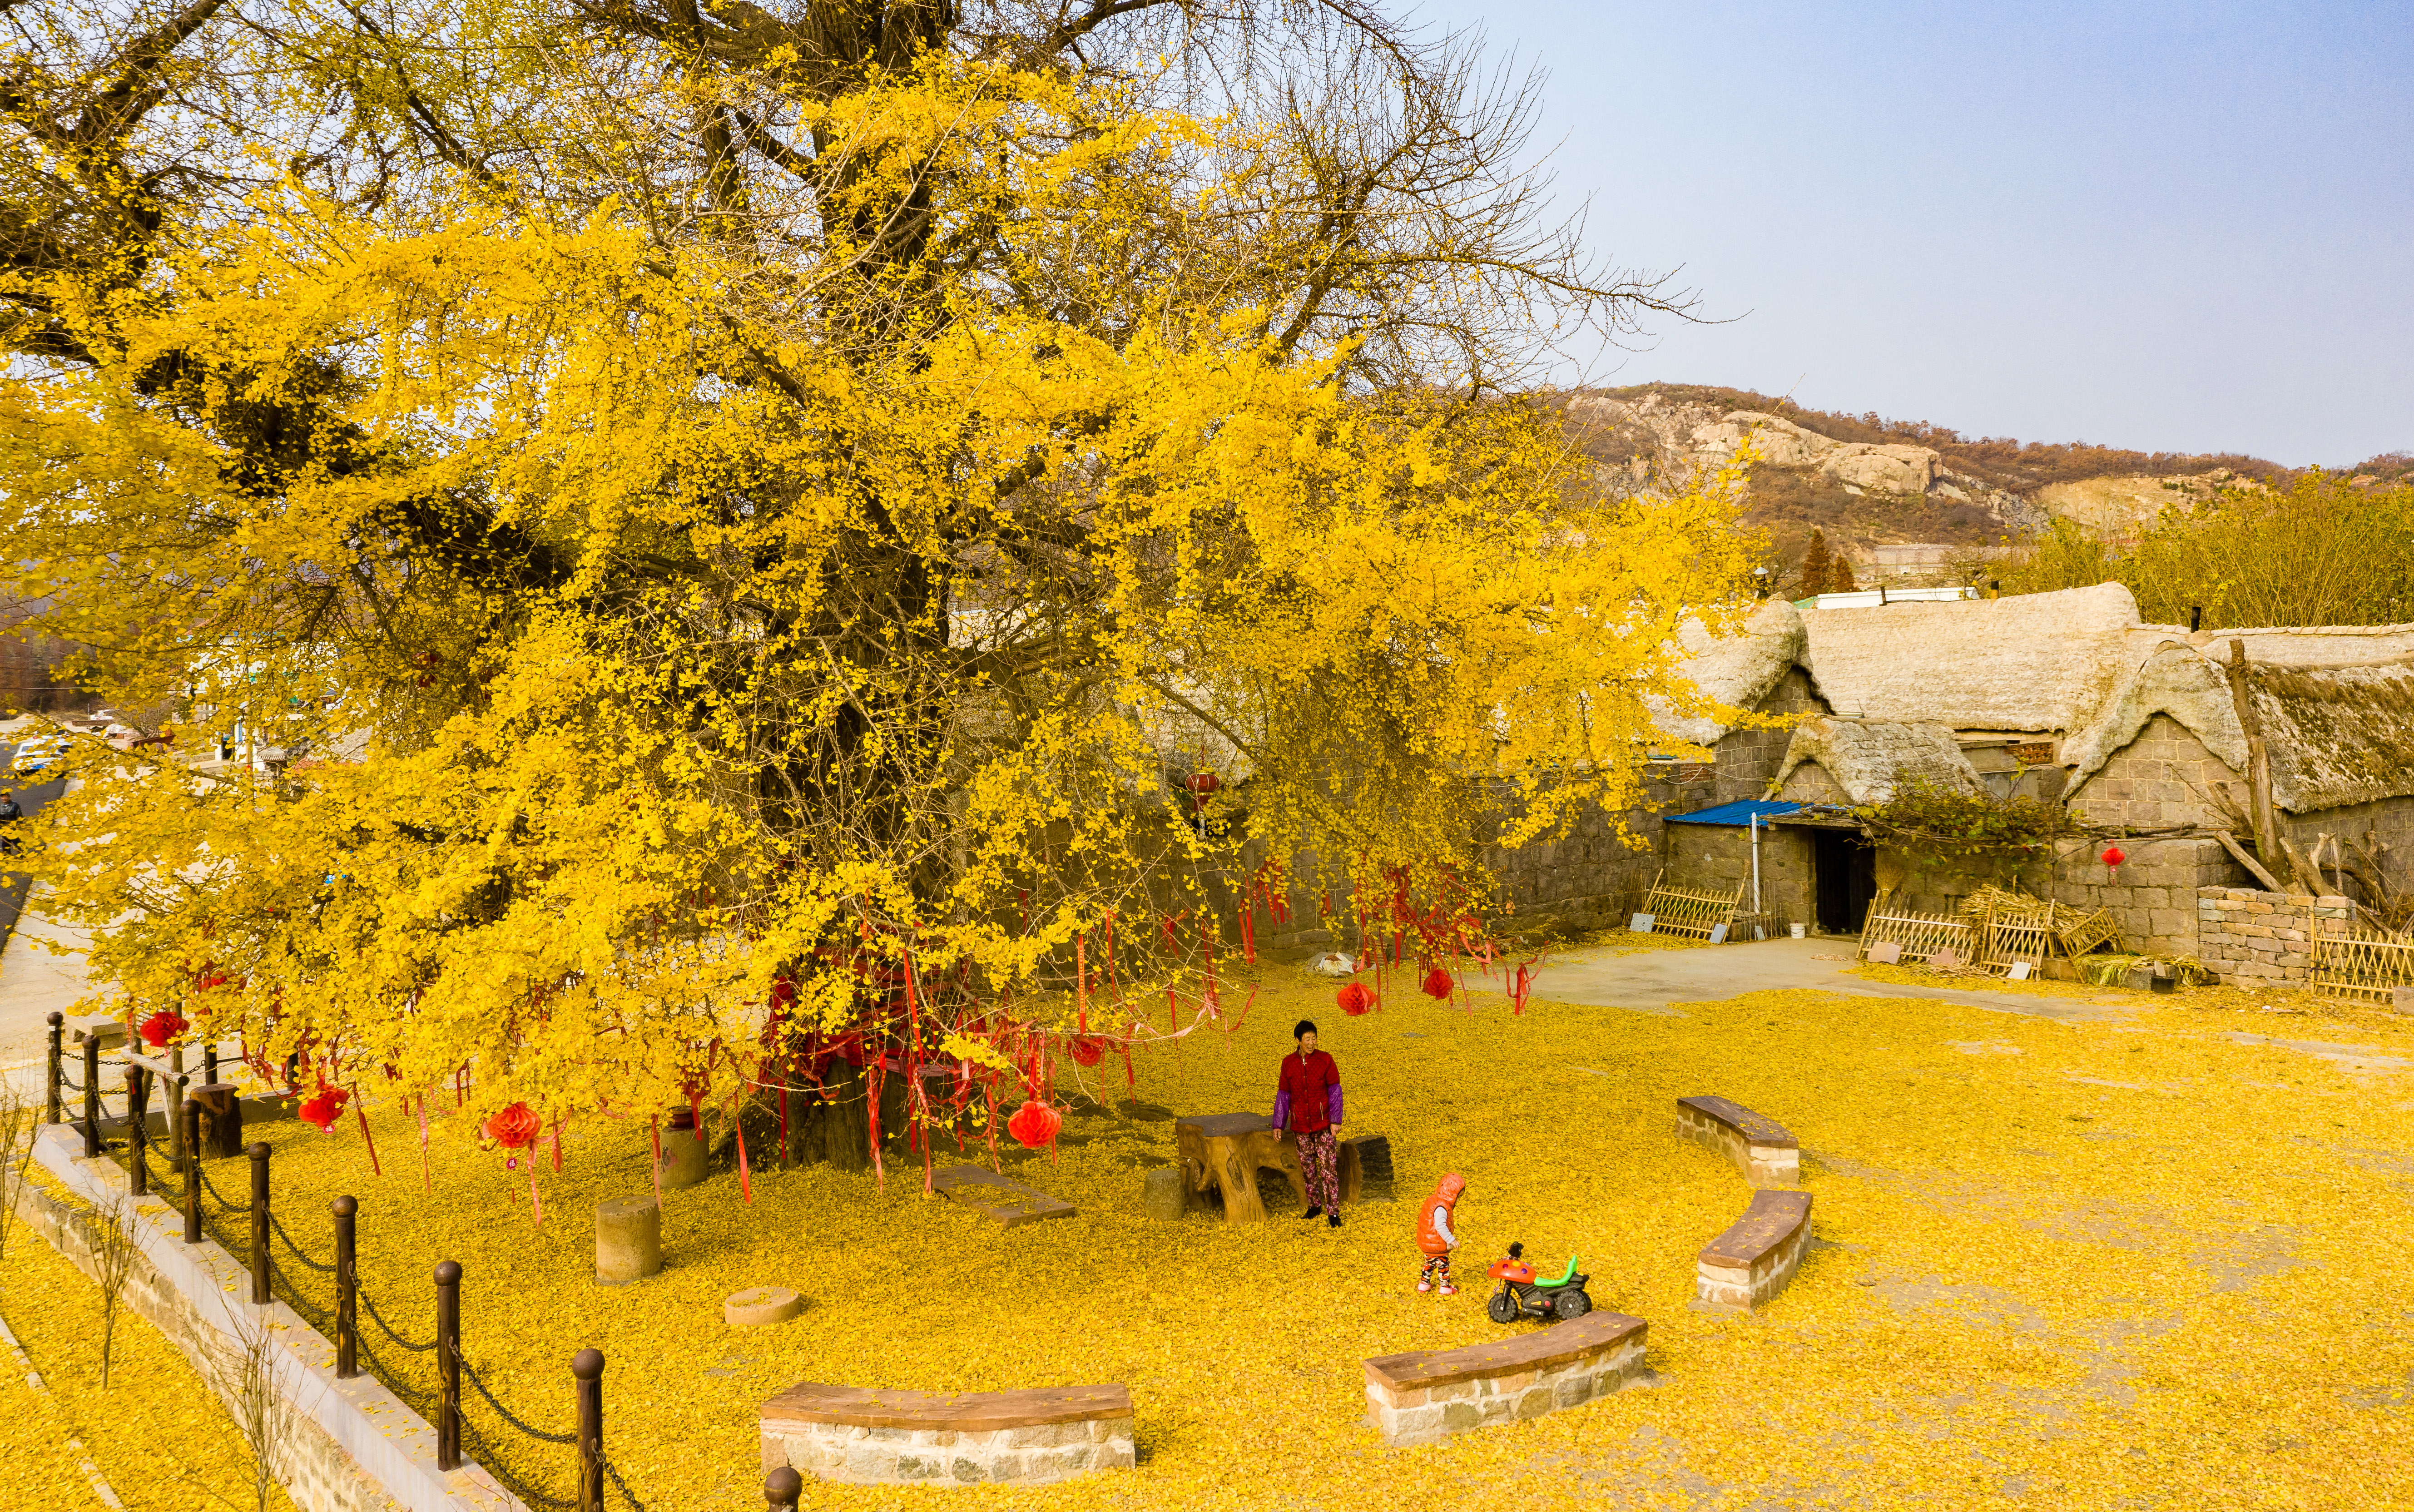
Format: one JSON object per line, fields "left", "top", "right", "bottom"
{"left": 2196, "top": 888, "right": 2352, "bottom": 987}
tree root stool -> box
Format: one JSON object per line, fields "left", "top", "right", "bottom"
{"left": 595, "top": 1195, "right": 662, "bottom": 1285}
{"left": 727, "top": 1286, "right": 804, "bottom": 1326}
{"left": 1141, "top": 1168, "right": 1185, "bottom": 1221}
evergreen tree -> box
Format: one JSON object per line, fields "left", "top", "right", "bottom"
{"left": 1801, "top": 530, "right": 1833, "bottom": 595}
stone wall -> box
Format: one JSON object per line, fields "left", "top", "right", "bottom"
{"left": 1694, "top": 1190, "right": 1813, "bottom": 1314}
{"left": 1661, "top": 823, "right": 1813, "bottom": 933}
{"left": 1886, "top": 835, "right": 2243, "bottom": 960}
{"left": 2065, "top": 712, "right": 2233, "bottom": 829}
{"left": 16, "top": 1126, "right": 512, "bottom": 1512}
{"left": 2196, "top": 888, "right": 2351, "bottom": 987}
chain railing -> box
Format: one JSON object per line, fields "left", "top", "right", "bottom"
{"left": 82, "top": 1077, "right": 641, "bottom": 1512}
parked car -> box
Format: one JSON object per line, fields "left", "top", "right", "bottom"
{"left": 10, "top": 736, "right": 71, "bottom": 776}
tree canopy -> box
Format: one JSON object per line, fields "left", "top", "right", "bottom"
{"left": 2, "top": 0, "right": 1757, "bottom": 1150}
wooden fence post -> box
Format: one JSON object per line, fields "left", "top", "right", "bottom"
{"left": 435, "top": 1260, "right": 462, "bottom": 1471}
{"left": 126, "top": 1061, "right": 148, "bottom": 1197}
{"left": 165, "top": 1071, "right": 189, "bottom": 1166}
{"left": 181, "top": 1100, "right": 202, "bottom": 1244}
{"left": 248, "top": 1140, "right": 271, "bottom": 1306}
{"left": 333, "top": 1197, "right": 358, "bottom": 1379}
{"left": 44, "top": 1012, "right": 60, "bottom": 1125}
{"left": 81, "top": 1033, "right": 100, "bottom": 1158}
{"left": 574, "top": 1347, "right": 604, "bottom": 1512}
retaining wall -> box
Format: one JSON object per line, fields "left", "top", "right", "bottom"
{"left": 2195, "top": 888, "right": 2352, "bottom": 987}
{"left": 15, "top": 1125, "right": 520, "bottom": 1512}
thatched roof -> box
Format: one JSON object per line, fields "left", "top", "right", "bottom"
{"left": 2058, "top": 630, "right": 2414, "bottom": 812}
{"left": 1770, "top": 716, "right": 1988, "bottom": 805}
{"left": 1653, "top": 598, "right": 1805, "bottom": 746}
{"left": 1796, "top": 583, "right": 2141, "bottom": 732}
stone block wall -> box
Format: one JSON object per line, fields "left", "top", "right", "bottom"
{"left": 2196, "top": 888, "right": 2352, "bottom": 987}
{"left": 1660, "top": 823, "right": 1813, "bottom": 934}
{"left": 1674, "top": 1098, "right": 1800, "bottom": 1189}
{"left": 2066, "top": 713, "right": 2235, "bottom": 830}
{"left": 1889, "top": 835, "right": 2244, "bottom": 959}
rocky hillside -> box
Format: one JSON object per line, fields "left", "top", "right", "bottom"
{"left": 1561, "top": 384, "right": 2291, "bottom": 591}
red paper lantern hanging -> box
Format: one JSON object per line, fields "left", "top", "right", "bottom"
{"left": 138, "top": 1010, "right": 188, "bottom": 1049}
{"left": 2101, "top": 845, "right": 2126, "bottom": 869}
{"left": 485, "top": 1102, "right": 543, "bottom": 1168}
{"left": 1335, "top": 983, "right": 1375, "bottom": 1016}
{"left": 298, "top": 1086, "right": 349, "bottom": 1133}
{"left": 1183, "top": 772, "right": 1221, "bottom": 795}
{"left": 1006, "top": 1100, "right": 1062, "bottom": 1149}
{"left": 1069, "top": 1035, "right": 1106, "bottom": 1067}
{"left": 1420, "top": 966, "right": 1454, "bottom": 1000}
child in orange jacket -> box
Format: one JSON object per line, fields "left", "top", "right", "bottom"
{"left": 1416, "top": 1172, "right": 1467, "bottom": 1295}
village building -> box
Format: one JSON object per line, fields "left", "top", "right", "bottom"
{"left": 1483, "top": 584, "right": 2414, "bottom": 977}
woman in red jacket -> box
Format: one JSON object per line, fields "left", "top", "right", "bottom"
{"left": 1273, "top": 1018, "right": 1344, "bottom": 1227}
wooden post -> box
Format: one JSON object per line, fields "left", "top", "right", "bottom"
{"left": 44, "top": 1013, "right": 60, "bottom": 1125}
{"left": 248, "top": 1140, "right": 271, "bottom": 1306}
{"left": 81, "top": 1034, "right": 101, "bottom": 1158}
{"left": 126, "top": 1062, "right": 148, "bottom": 1197}
{"left": 2223, "top": 639, "right": 2283, "bottom": 877}
{"left": 165, "top": 1072, "right": 189, "bottom": 1167}
{"left": 332, "top": 1197, "right": 358, "bottom": 1380}
{"left": 202, "top": 1042, "right": 219, "bottom": 1087}
{"left": 573, "top": 1347, "right": 605, "bottom": 1512}
{"left": 764, "top": 1468, "right": 803, "bottom": 1511}
{"left": 434, "top": 1260, "right": 462, "bottom": 1471}
{"left": 181, "top": 1101, "right": 202, "bottom": 1244}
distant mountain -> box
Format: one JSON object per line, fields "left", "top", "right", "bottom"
{"left": 1556, "top": 383, "right": 2382, "bottom": 592}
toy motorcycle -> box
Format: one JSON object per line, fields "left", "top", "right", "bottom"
{"left": 1485, "top": 1242, "right": 1594, "bottom": 1324}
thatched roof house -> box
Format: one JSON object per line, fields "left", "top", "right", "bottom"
{"left": 1650, "top": 583, "right": 2414, "bottom": 950}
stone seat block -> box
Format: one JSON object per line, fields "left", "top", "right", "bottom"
{"left": 1674, "top": 1095, "right": 1800, "bottom": 1187}
{"left": 1363, "top": 1311, "right": 1648, "bottom": 1446}
{"left": 1695, "top": 1189, "right": 1813, "bottom": 1313}
{"left": 761, "top": 1382, "right": 1134, "bottom": 1487}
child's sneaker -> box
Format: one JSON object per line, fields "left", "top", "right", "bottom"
{"left": 1437, "top": 1283, "right": 1459, "bottom": 1297}
{"left": 1416, "top": 1279, "right": 1432, "bottom": 1294}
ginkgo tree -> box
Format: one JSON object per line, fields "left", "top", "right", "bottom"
{"left": 0, "top": 0, "right": 1759, "bottom": 1171}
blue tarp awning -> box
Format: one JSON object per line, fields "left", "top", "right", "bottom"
{"left": 1666, "top": 800, "right": 1803, "bottom": 827}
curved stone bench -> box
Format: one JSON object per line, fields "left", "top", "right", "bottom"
{"left": 1695, "top": 1189, "right": 1813, "bottom": 1313}
{"left": 759, "top": 1382, "right": 1133, "bottom": 1486}
{"left": 1363, "top": 1310, "right": 1648, "bottom": 1446}
{"left": 1674, "top": 1095, "right": 1799, "bottom": 1187}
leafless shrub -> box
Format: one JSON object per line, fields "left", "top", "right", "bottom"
{"left": 87, "top": 1190, "right": 139, "bottom": 1387}
{"left": 0, "top": 1082, "right": 34, "bottom": 1261}
{"left": 215, "top": 1301, "right": 294, "bottom": 1512}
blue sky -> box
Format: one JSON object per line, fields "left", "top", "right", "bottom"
{"left": 1407, "top": 0, "right": 2411, "bottom": 465}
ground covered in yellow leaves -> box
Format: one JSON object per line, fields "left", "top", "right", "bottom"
{"left": 93, "top": 966, "right": 2414, "bottom": 1508}
{"left": 0, "top": 1220, "right": 296, "bottom": 1512}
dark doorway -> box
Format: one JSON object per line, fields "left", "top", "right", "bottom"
{"left": 1812, "top": 828, "right": 1878, "bottom": 934}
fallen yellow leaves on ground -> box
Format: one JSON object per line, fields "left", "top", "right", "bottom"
{"left": 63, "top": 969, "right": 2414, "bottom": 1509}
{"left": 0, "top": 1217, "right": 296, "bottom": 1511}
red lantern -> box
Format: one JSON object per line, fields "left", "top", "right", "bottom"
{"left": 1421, "top": 967, "right": 1454, "bottom": 1000}
{"left": 1184, "top": 772, "right": 1221, "bottom": 795}
{"left": 1069, "top": 1035, "right": 1105, "bottom": 1067}
{"left": 485, "top": 1102, "right": 542, "bottom": 1167}
{"left": 138, "top": 1010, "right": 188, "bottom": 1049}
{"left": 1006, "top": 1100, "right": 1062, "bottom": 1149}
{"left": 298, "top": 1087, "right": 349, "bottom": 1133}
{"left": 1335, "top": 983, "right": 1375, "bottom": 1016}
{"left": 2101, "top": 845, "right": 2126, "bottom": 869}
